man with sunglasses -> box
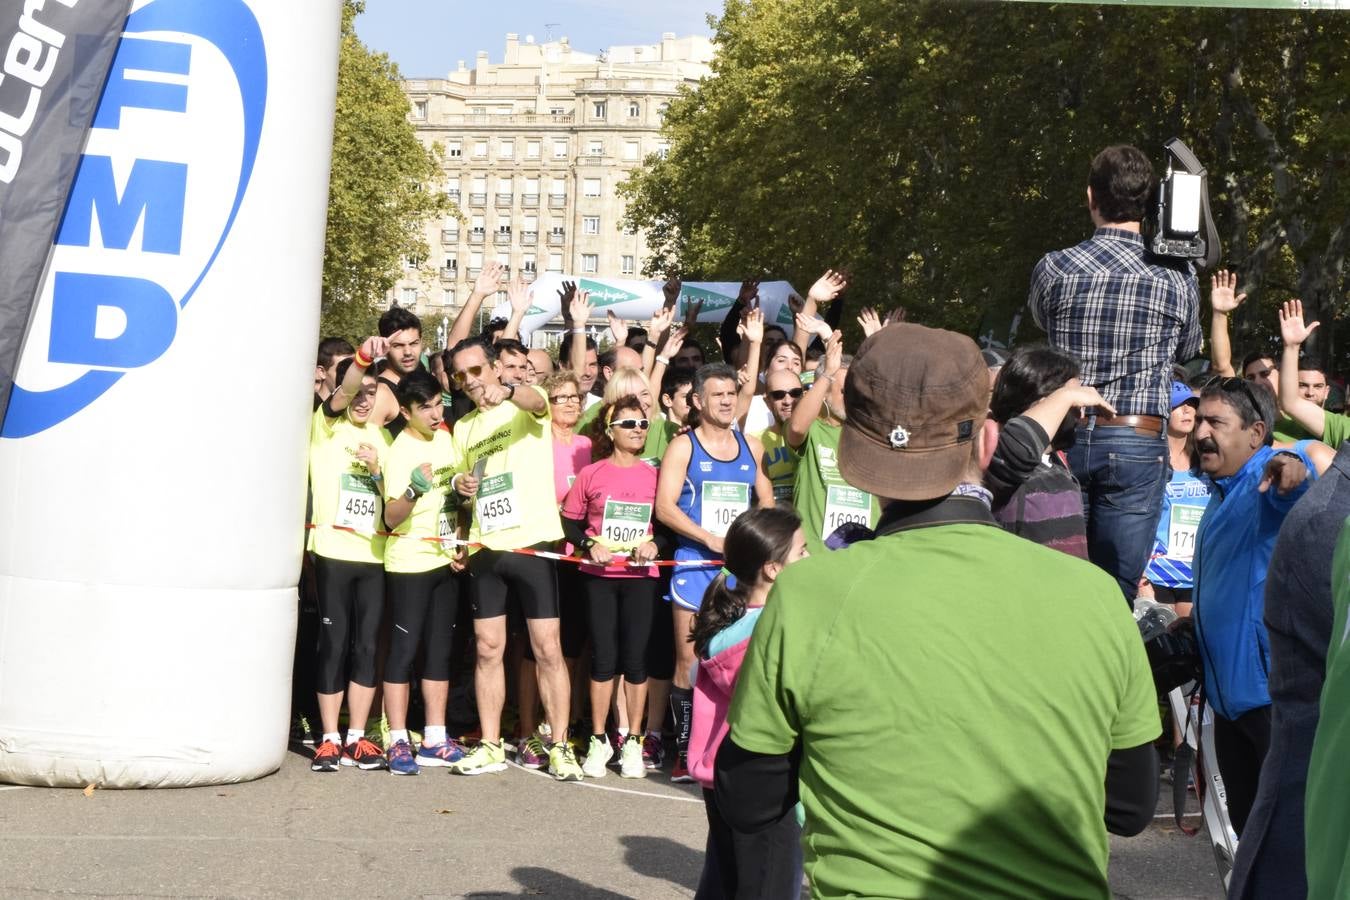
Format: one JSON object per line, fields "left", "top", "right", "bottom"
{"left": 1190, "top": 375, "right": 1318, "bottom": 837}
{"left": 1029, "top": 145, "right": 1201, "bottom": 602}
{"left": 443, "top": 338, "right": 583, "bottom": 781}
{"left": 784, "top": 334, "right": 880, "bottom": 554}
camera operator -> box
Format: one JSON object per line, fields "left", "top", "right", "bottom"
{"left": 1029, "top": 145, "right": 1202, "bottom": 603}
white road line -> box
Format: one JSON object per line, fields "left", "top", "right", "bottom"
{"left": 0, "top": 785, "right": 30, "bottom": 792}
{"left": 508, "top": 759, "right": 702, "bottom": 803}
{"left": 1154, "top": 812, "right": 1202, "bottom": 819}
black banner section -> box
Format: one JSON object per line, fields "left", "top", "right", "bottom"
{"left": 0, "top": 1, "right": 133, "bottom": 431}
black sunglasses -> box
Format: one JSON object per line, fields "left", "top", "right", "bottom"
{"left": 451, "top": 364, "right": 486, "bottom": 385}
{"left": 767, "top": 388, "right": 804, "bottom": 401}
{"left": 611, "top": 418, "right": 650, "bottom": 430}
{"left": 1203, "top": 375, "right": 1266, "bottom": 412}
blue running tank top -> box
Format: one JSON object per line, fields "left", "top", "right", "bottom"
{"left": 1144, "top": 466, "right": 1211, "bottom": 589}
{"left": 675, "top": 429, "right": 757, "bottom": 563}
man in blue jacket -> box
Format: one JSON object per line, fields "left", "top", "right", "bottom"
{"left": 1192, "top": 376, "right": 1316, "bottom": 836}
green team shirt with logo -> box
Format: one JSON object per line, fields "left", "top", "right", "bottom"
{"left": 792, "top": 419, "right": 880, "bottom": 552}
{"left": 1306, "top": 520, "right": 1350, "bottom": 899}
{"left": 449, "top": 386, "right": 564, "bottom": 551}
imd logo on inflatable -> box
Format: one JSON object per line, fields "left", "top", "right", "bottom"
{"left": 2, "top": 0, "right": 266, "bottom": 438}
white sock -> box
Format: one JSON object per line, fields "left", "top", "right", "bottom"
{"left": 423, "top": 725, "right": 446, "bottom": 745}
{"left": 322, "top": 731, "right": 341, "bottom": 745}
{"left": 389, "top": 729, "right": 409, "bottom": 745}
{"left": 617, "top": 728, "right": 630, "bottom": 738}
{"left": 345, "top": 729, "right": 364, "bottom": 745}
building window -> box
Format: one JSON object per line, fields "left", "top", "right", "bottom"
{"left": 621, "top": 255, "right": 635, "bottom": 275}
{"left": 623, "top": 141, "right": 640, "bottom": 161}
{"left": 412, "top": 99, "right": 427, "bottom": 119}
{"left": 583, "top": 178, "right": 602, "bottom": 198}
{"left": 470, "top": 251, "right": 484, "bottom": 268}
{"left": 473, "top": 140, "right": 488, "bottom": 158}
{"left": 499, "top": 140, "right": 514, "bottom": 159}
{"left": 552, "top": 140, "right": 568, "bottom": 159}
{"left": 523, "top": 254, "right": 537, "bottom": 272}
{"left": 400, "top": 287, "right": 417, "bottom": 306}
{"left": 443, "top": 290, "right": 456, "bottom": 306}
{"left": 581, "top": 254, "right": 599, "bottom": 273}
{"left": 583, "top": 216, "right": 600, "bottom": 235}
{"left": 497, "top": 223, "right": 512, "bottom": 234}
{"left": 551, "top": 178, "right": 566, "bottom": 196}
{"left": 628, "top": 101, "right": 641, "bottom": 118}
{"left": 548, "top": 252, "right": 563, "bottom": 272}
{"left": 657, "top": 102, "right": 670, "bottom": 122}
{"left": 470, "top": 215, "right": 485, "bottom": 234}
{"left": 448, "top": 140, "right": 462, "bottom": 158}
{"left": 587, "top": 140, "right": 603, "bottom": 156}
{"left": 591, "top": 101, "right": 606, "bottom": 120}
{"left": 550, "top": 106, "right": 566, "bottom": 116}
{"left": 526, "top": 140, "right": 541, "bottom": 159}
{"left": 656, "top": 143, "right": 670, "bottom": 160}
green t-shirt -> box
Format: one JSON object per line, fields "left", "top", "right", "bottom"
{"left": 728, "top": 523, "right": 1160, "bottom": 900}
{"left": 1319, "top": 410, "right": 1350, "bottom": 448}
{"left": 1274, "top": 413, "right": 1314, "bottom": 444}
{"left": 792, "top": 419, "right": 880, "bottom": 552}
{"left": 1305, "top": 518, "right": 1350, "bottom": 900}
{"left": 641, "top": 418, "right": 678, "bottom": 468}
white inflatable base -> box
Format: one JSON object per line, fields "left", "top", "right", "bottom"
{"left": 0, "top": 577, "right": 297, "bottom": 788}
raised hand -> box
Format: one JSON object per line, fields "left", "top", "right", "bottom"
{"left": 795, "top": 311, "right": 832, "bottom": 342}
{"left": 822, "top": 330, "right": 844, "bottom": 377}
{"left": 568, "top": 288, "right": 592, "bottom": 328}
{"left": 737, "top": 279, "right": 761, "bottom": 311}
{"left": 683, "top": 297, "right": 705, "bottom": 328}
{"left": 606, "top": 309, "right": 629, "bottom": 347}
{"left": 1279, "top": 299, "right": 1319, "bottom": 347}
{"left": 741, "top": 307, "right": 765, "bottom": 344}
{"left": 506, "top": 271, "right": 531, "bottom": 316}
{"left": 358, "top": 335, "right": 389, "bottom": 362}
{"left": 474, "top": 261, "right": 504, "bottom": 295}
{"left": 662, "top": 274, "right": 682, "bottom": 310}
{"left": 808, "top": 269, "right": 848, "bottom": 305}
{"left": 884, "top": 306, "right": 907, "bottom": 326}
{"left": 1210, "top": 269, "right": 1247, "bottom": 314}
{"left": 857, "top": 306, "right": 882, "bottom": 338}
{"left": 786, "top": 292, "right": 805, "bottom": 316}
{"left": 648, "top": 304, "right": 674, "bottom": 338}
{"left": 662, "top": 324, "right": 688, "bottom": 359}
{"left": 557, "top": 279, "right": 578, "bottom": 324}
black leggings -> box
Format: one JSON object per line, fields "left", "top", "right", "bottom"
{"left": 584, "top": 573, "right": 657, "bottom": 683}
{"left": 646, "top": 577, "right": 676, "bottom": 681}
{"left": 696, "top": 787, "right": 803, "bottom": 900}
{"left": 313, "top": 556, "right": 384, "bottom": 694}
{"left": 385, "top": 567, "right": 459, "bottom": 683}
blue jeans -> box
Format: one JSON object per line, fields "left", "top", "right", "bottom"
{"left": 1067, "top": 424, "right": 1169, "bottom": 603}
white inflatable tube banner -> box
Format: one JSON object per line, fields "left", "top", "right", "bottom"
{"left": 490, "top": 274, "right": 803, "bottom": 343}
{"left": 0, "top": 0, "right": 342, "bottom": 787}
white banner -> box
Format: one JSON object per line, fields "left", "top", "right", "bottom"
{"left": 491, "top": 274, "right": 803, "bottom": 341}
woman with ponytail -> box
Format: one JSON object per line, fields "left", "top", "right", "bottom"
{"left": 688, "top": 506, "right": 808, "bottom": 899}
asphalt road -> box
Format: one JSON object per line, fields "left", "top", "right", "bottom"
{"left": 0, "top": 746, "right": 1225, "bottom": 899}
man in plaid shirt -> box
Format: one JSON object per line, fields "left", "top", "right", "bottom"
{"left": 1029, "top": 145, "right": 1201, "bottom": 602}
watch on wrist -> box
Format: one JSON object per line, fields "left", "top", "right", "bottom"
{"left": 404, "top": 486, "right": 420, "bottom": 502}
{"left": 505, "top": 383, "right": 516, "bottom": 400}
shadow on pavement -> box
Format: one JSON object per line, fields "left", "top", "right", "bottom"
{"left": 620, "top": 834, "right": 703, "bottom": 890}
{"left": 463, "top": 867, "right": 631, "bottom": 898}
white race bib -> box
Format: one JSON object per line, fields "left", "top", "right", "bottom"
{"left": 701, "top": 481, "right": 750, "bottom": 538}
{"left": 476, "top": 472, "right": 521, "bottom": 535}
{"left": 335, "top": 473, "right": 380, "bottom": 533}
{"left": 822, "top": 484, "right": 871, "bottom": 540}
{"left": 599, "top": 500, "right": 652, "bottom": 550}
{"left": 1167, "top": 504, "right": 1203, "bottom": 562}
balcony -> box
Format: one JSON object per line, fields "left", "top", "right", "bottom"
{"left": 547, "top": 232, "right": 565, "bottom": 246}
{"left": 446, "top": 189, "right": 460, "bottom": 202}
{"left": 439, "top": 268, "right": 457, "bottom": 284}
{"left": 522, "top": 194, "right": 539, "bottom": 208}
{"left": 493, "top": 232, "right": 512, "bottom": 246}
{"left": 469, "top": 192, "right": 487, "bottom": 206}
{"left": 548, "top": 194, "right": 566, "bottom": 209}
{"left": 522, "top": 269, "right": 537, "bottom": 282}
{"left": 520, "top": 231, "right": 538, "bottom": 246}
{"left": 468, "top": 231, "right": 485, "bottom": 245}
{"left": 466, "top": 267, "right": 481, "bottom": 278}
{"left": 440, "top": 228, "right": 459, "bottom": 243}
{"left": 495, "top": 193, "right": 513, "bottom": 208}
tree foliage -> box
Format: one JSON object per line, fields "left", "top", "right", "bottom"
{"left": 623, "top": 1, "right": 1349, "bottom": 365}
{"left": 320, "top": 0, "right": 452, "bottom": 343}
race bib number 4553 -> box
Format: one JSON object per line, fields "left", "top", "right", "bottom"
{"left": 476, "top": 472, "right": 521, "bottom": 534}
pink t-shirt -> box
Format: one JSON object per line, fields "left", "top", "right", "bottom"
{"left": 552, "top": 433, "right": 593, "bottom": 505}
{"left": 561, "top": 458, "right": 660, "bottom": 578}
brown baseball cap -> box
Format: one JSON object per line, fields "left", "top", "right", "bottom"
{"left": 839, "top": 323, "right": 990, "bottom": 501}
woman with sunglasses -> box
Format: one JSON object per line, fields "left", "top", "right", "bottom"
{"left": 755, "top": 369, "right": 804, "bottom": 506}
{"left": 511, "top": 371, "right": 594, "bottom": 769}
{"left": 561, "top": 395, "right": 666, "bottom": 779}
{"left": 601, "top": 366, "right": 679, "bottom": 468}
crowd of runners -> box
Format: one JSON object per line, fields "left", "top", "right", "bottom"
{"left": 301, "top": 144, "right": 1350, "bottom": 898}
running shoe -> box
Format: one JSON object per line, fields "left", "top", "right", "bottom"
{"left": 310, "top": 739, "right": 341, "bottom": 773}
{"left": 642, "top": 731, "right": 665, "bottom": 770}
{"left": 606, "top": 730, "right": 626, "bottom": 767}
{"left": 549, "top": 741, "right": 585, "bottom": 782}
{"left": 293, "top": 714, "right": 316, "bottom": 747}
{"left": 449, "top": 740, "right": 508, "bottom": 776}
{"left": 417, "top": 738, "right": 466, "bottom": 767}
{"left": 670, "top": 752, "right": 695, "bottom": 784}
{"left": 386, "top": 739, "right": 419, "bottom": 776}
{"left": 376, "top": 715, "right": 391, "bottom": 750}
{"left": 341, "top": 737, "right": 387, "bottom": 770}
{"left": 619, "top": 735, "right": 646, "bottom": 779}
{"left": 581, "top": 735, "right": 612, "bottom": 779}
{"left": 516, "top": 731, "right": 548, "bottom": 769}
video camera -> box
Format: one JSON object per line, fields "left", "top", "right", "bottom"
{"left": 1134, "top": 597, "right": 1202, "bottom": 695}
{"left": 1144, "top": 138, "right": 1221, "bottom": 271}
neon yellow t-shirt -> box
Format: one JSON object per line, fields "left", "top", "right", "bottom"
{"left": 307, "top": 407, "right": 391, "bottom": 564}
{"left": 450, "top": 385, "right": 564, "bottom": 551}
{"left": 383, "top": 427, "right": 463, "bottom": 574}
{"left": 756, "top": 426, "right": 798, "bottom": 506}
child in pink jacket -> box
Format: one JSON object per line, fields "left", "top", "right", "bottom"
{"left": 689, "top": 507, "right": 808, "bottom": 899}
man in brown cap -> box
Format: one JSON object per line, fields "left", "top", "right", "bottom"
{"left": 716, "top": 323, "right": 1162, "bottom": 899}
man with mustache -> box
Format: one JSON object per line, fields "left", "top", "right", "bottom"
{"left": 1190, "top": 377, "right": 1317, "bottom": 836}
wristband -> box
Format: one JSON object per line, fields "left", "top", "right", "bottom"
{"left": 409, "top": 466, "right": 434, "bottom": 496}
{"left": 644, "top": 340, "right": 660, "bottom": 351}
{"left": 505, "top": 383, "right": 516, "bottom": 401}
{"left": 371, "top": 472, "right": 383, "bottom": 481}
{"left": 354, "top": 348, "right": 373, "bottom": 368}
{"left": 403, "top": 487, "right": 420, "bottom": 502}
{"left": 1274, "top": 450, "right": 1302, "bottom": 463}
{"left": 571, "top": 328, "right": 585, "bottom": 334}
{"left": 656, "top": 355, "right": 671, "bottom": 366}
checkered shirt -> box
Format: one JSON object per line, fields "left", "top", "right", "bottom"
{"left": 1028, "top": 228, "right": 1201, "bottom": 418}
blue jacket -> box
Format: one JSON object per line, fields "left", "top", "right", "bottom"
{"left": 1194, "top": 442, "right": 1316, "bottom": 719}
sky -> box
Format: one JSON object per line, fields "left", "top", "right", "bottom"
{"left": 355, "top": 1, "right": 722, "bottom": 78}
